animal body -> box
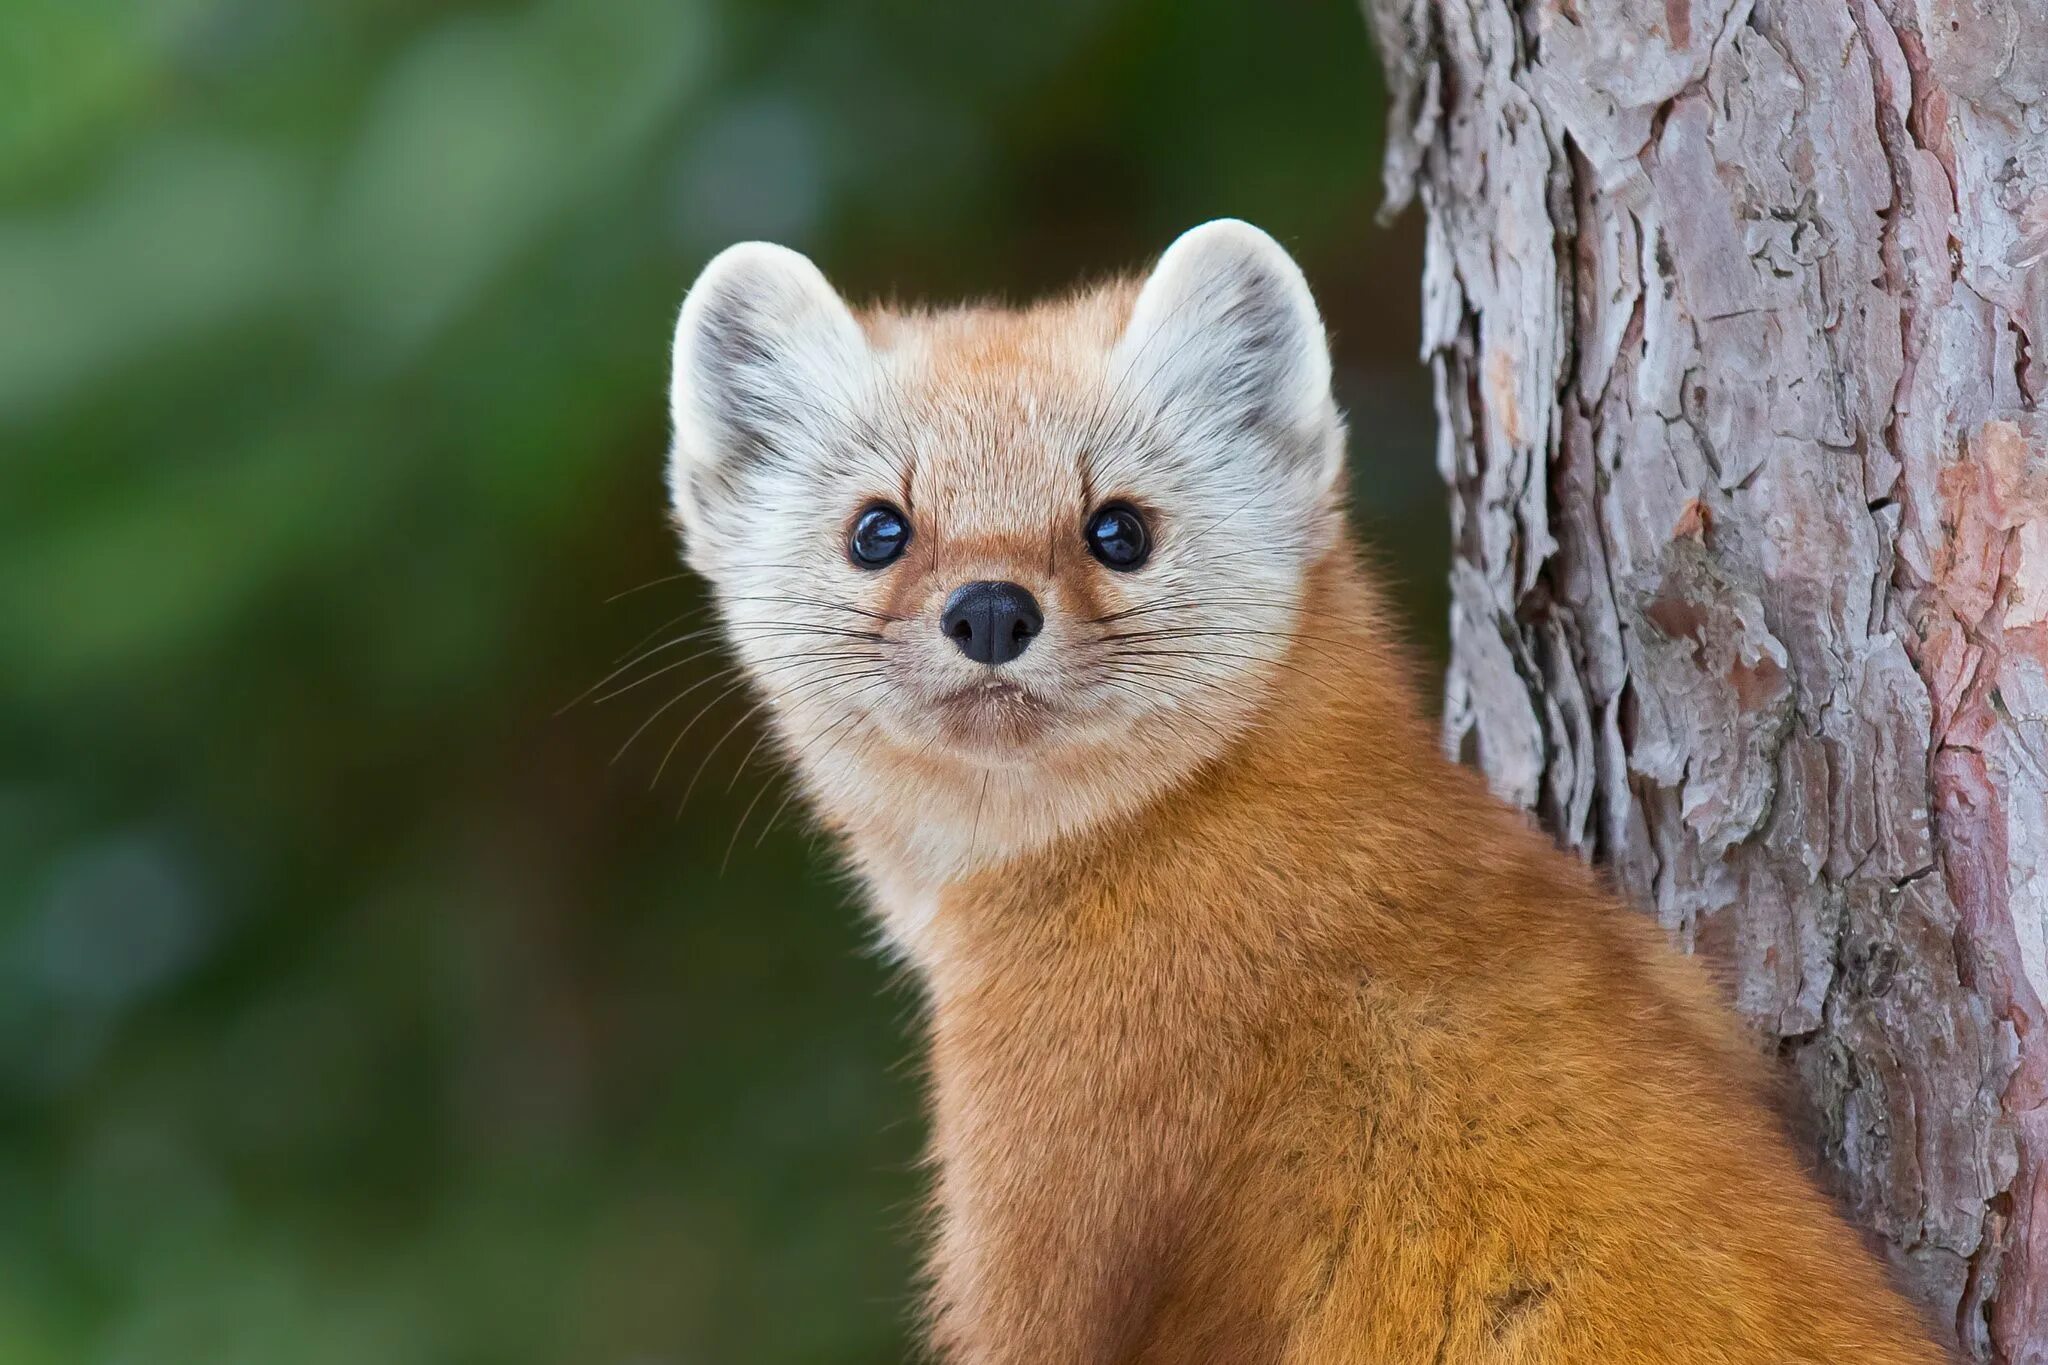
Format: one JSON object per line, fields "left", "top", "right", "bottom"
{"left": 662, "top": 220, "right": 1948, "bottom": 1363}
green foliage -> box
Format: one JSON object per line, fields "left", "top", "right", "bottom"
{"left": 0, "top": 1, "right": 1433, "bottom": 1359}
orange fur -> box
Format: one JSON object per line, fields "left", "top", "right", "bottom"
{"left": 912, "top": 555, "right": 1948, "bottom": 1362}
{"left": 667, "top": 227, "right": 1952, "bottom": 1362}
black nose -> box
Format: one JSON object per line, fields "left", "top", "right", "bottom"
{"left": 941, "top": 581, "right": 1042, "bottom": 665}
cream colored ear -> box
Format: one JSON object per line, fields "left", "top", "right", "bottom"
{"left": 1113, "top": 219, "right": 1341, "bottom": 493}
{"left": 667, "top": 242, "right": 869, "bottom": 542}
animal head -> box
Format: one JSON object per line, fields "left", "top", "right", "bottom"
{"left": 666, "top": 220, "right": 1347, "bottom": 906}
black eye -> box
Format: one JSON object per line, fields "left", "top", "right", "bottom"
{"left": 1084, "top": 503, "right": 1150, "bottom": 570}
{"left": 849, "top": 503, "right": 911, "bottom": 568}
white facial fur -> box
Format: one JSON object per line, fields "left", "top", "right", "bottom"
{"left": 667, "top": 220, "right": 1345, "bottom": 958}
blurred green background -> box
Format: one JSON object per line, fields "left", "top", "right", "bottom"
{"left": 0, "top": 2, "right": 1438, "bottom": 1361}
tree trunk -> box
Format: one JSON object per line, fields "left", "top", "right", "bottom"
{"left": 1367, "top": 0, "right": 2047, "bottom": 1356}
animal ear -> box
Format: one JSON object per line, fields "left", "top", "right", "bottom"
{"left": 668, "top": 242, "right": 869, "bottom": 548}
{"left": 1113, "top": 219, "right": 1341, "bottom": 494}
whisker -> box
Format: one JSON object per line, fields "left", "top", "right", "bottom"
{"left": 609, "top": 602, "right": 716, "bottom": 663}
{"left": 678, "top": 696, "right": 774, "bottom": 815}
{"left": 603, "top": 571, "right": 695, "bottom": 604}
{"left": 612, "top": 665, "right": 740, "bottom": 767}
{"left": 1112, "top": 646, "right": 1322, "bottom": 683}
{"left": 649, "top": 674, "right": 755, "bottom": 788}
{"left": 1086, "top": 592, "right": 1310, "bottom": 626}
{"left": 672, "top": 662, "right": 890, "bottom": 808}
{"left": 1104, "top": 660, "right": 1273, "bottom": 714}
{"left": 1095, "top": 625, "right": 1360, "bottom": 671}
{"left": 559, "top": 623, "right": 725, "bottom": 714}
{"left": 727, "top": 685, "right": 891, "bottom": 864}
{"left": 582, "top": 621, "right": 889, "bottom": 708}
{"left": 721, "top": 592, "right": 905, "bottom": 624}
{"left": 585, "top": 637, "right": 735, "bottom": 708}
{"left": 751, "top": 705, "right": 883, "bottom": 848}
{"left": 592, "top": 631, "right": 838, "bottom": 707}
{"left": 635, "top": 649, "right": 880, "bottom": 783}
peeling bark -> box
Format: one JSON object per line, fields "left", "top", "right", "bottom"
{"left": 1368, "top": 0, "right": 2048, "bottom": 1356}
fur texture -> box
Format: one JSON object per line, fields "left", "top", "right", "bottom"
{"left": 665, "top": 221, "right": 1949, "bottom": 1362}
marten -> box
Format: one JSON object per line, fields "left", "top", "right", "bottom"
{"left": 660, "top": 220, "right": 1948, "bottom": 1363}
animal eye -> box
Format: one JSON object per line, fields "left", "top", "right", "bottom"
{"left": 1084, "top": 503, "right": 1150, "bottom": 570}
{"left": 848, "top": 502, "right": 912, "bottom": 568}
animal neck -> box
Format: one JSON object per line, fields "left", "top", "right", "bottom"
{"left": 895, "top": 550, "right": 1447, "bottom": 1361}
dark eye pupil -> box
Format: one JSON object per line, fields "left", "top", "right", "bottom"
{"left": 849, "top": 504, "right": 910, "bottom": 567}
{"left": 1086, "top": 505, "right": 1149, "bottom": 569}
